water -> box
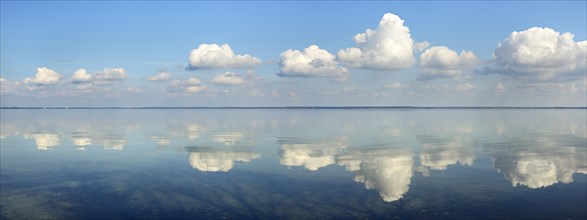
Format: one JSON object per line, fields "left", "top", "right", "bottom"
{"left": 1, "top": 109, "right": 586, "bottom": 219}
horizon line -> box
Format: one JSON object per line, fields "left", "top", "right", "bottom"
{"left": 1, "top": 106, "right": 586, "bottom": 110}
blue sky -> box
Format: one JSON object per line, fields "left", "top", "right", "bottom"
{"left": 1, "top": 1, "right": 586, "bottom": 107}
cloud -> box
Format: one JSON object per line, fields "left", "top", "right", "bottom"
{"left": 0, "top": 77, "right": 20, "bottom": 94}
{"left": 126, "top": 85, "right": 142, "bottom": 93}
{"left": 277, "top": 45, "right": 348, "bottom": 81}
{"left": 71, "top": 69, "right": 93, "bottom": 84}
{"left": 23, "top": 67, "right": 63, "bottom": 87}
{"left": 384, "top": 82, "right": 406, "bottom": 89}
{"left": 188, "top": 43, "right": 262, "bottom": 69}
{"left": 167, "top": 77, "right": 207, "bottom": 94}
{"left": 147, "top": 71, "right": 171, "bottom": 82}
{"left": 185, "top": 85, "right": 207, "bottom": 93}
{"left": 94, "top": 68, "right": 127, "bottom": 83}
{"left": 187, "top": 149, "right": 261, "bottom": 172}
{"left": 419, "top": 46, "right": 479, "bottom": 80}
{"left": 487, "top": 27, "right": 586, "bottom": 81}
{"left": 495, "top": 82, "right": 506, "bottom": 94}
{"left": 210, "top": 72, "right": 246, "bottom": 86}
{"left": 337, "top": 13, "right": 415, "bottom": 70}
{"left": 414, "top": 41, "right": 430, "bottom": 52}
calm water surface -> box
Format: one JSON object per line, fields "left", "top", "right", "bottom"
{"left": 1, "top": 109, "right": 586, "bottom": 219}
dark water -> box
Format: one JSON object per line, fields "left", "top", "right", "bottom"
{"left": 1, "top": 109, "right": 586, "bottom": 219}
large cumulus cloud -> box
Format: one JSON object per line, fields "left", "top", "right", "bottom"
{"left": 487, "top": 27, "right": 586, "bottom": 81}
{"left": 188, "top": 43, "right": 262, "bottom": 69}
{"left": 277, "top": 45, "right": 348, "bottom": 82}
{"left": 337, "top": 13, "right": 415, "bottom": 70}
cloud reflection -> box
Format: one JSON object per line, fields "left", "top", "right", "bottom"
{"left": 23, "top": 131, "right": 61, "bottom": 150}
{"left": 337, "top": 148, "right": 414, "bottom": 202}
{"left": 418, "top": 136, "right": 475, "bottom": 171}
{"left": 186, "top": 147, "right": 261, "bottom": 172}
{"left": 491, "top": 136, "right": 587, "bottom": 188}
{"left": 279, "top": 137, "right": 347, "bottom": 171}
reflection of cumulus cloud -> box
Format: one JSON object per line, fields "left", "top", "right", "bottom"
{"left": 149, "top": 135, "right": 170, "bottom": 147}
{"left": 491, "top": 136, "right": 587, "bottom": 188}
{"left": 418, "top": 136, "right": 475, "bottom": 170}
{"left": 23, "top": 131, "right": 61, "bottom": 150}
{"left": 337, "top": 148, "right": 413, "bottom": 202}
{"left": 186, "top": 147, "right": 261, "bottom": 172}
{"left": 279, "top": 137, "right": 348, "bottom": 171}
{"left": 185, "top": 123, "right": 206, "bottom": 140}
{"left": 94, "top": 135, "right": 127, "bottom": 150}
{"left": 212, "top": 132, "right": 253, "bottom": 146}
{"left": 71, "top": 132, "right": 92, "bottom": 150}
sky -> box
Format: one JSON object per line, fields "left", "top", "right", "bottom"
{"left": 1, "top": 1, "right": 586, "bottom": 107}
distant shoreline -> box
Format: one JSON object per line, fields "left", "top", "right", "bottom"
{"left": 1, "top": 106, "right": 586, "bottom": 110}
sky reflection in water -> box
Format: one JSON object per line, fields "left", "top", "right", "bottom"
{"left": 1, "top": 109, "right": 586, "bottom": 219}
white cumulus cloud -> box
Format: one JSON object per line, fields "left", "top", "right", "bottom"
{"left": 94, "top": 68, "right": 127, "bottom": 82}
{"left": 71, "top": 69, "right": 93, "bottom": 84}
{"left": 488, "top": 27, "right": 586, "bottom": 81}
{"left": 337, "top": 13, "right": 415, "bottom": 70}
{"left": 277, "top": 45, "right": 348, "bottom": 81}
{"left": 210, "top": 72, "right": 246, "bottom": 86}
{"left": 23, "top": 67, "right": 63, "bottom": 86}
{"left": 147, "top": 71, "right": 171, "bottom": 82}
{"left": 419, "top": 46, "right": 479, "bottom": 80}
{"left": 188, "top": 43, "right": 262, "bottom": 69}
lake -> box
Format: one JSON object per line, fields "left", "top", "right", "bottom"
{"left": 1, "top": 109, "right": 586, "bottom": 219}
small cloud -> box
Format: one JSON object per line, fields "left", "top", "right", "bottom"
{"left": 454, "top": 83, "right": 474, "bottom": 92}
{"left": 288, "top": 92, "right": 300, "bottom": 101}
{"left": 188, "top": 43, "right": 262, "bottom": 69}
{"left": 71, "top": 68, "right": 93, "bottom": 84}
{"left": 414, "top": 41, "right": 430, "bottom": 52}
{"left": 185, "top": 85, "right": 207, "bottom": 93}
{"left": 384, "top": 83, "right": 405, "bottom": 89}
{"left": 210, "top": 72, "right": 246, "bottom": 86}
{"left": 337, "top": 13, "right": 415, "bottom": 70}
{"left": 271, "top": 89, "right": 280, "bottom": 97}
{"left": 342, "top": 86, "right": 358, "bottom": 94}
{"left": 167, "top": 77, "right": 207, "bottom": 95}
{"left": 495, "top": 82, "right": 506, "bottom": 94}
{"left": 147, "top": 71, "right": 171, "bottom": 82}
{"left": 0, "top": 77, "right": 20, "bottom": 94}
{"left": 23, "top": 67, "right": 63, "bottom": 87}
{"left": 126, "top": 85, "right": 142, "bottom": 93}
{"left": 93, "top": 68, "right": 127, "bottom": 83}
